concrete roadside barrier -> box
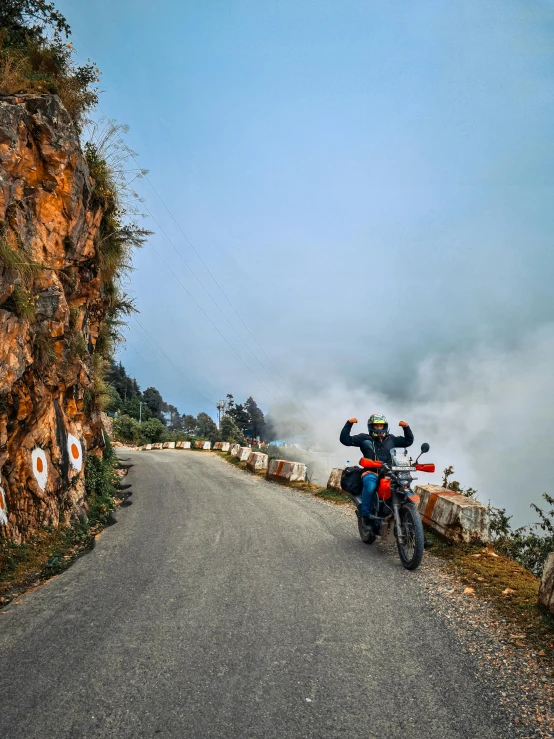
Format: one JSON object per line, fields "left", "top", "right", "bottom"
{"left": 268, "top": 459, "right": 307, "bottom": 482}
{"left": 327, "top": 468, "right": 344, "bottom": 491}
{"left": 176, "top": 441, "right": 185, "bottom": 449}
{"left": 213, "top": 442, "right": 222, "bottom": 450}
{"left": 247, "top": 452, "right": 269, "bottom": 472}
{"left": 152, "top": 443, "right": 162, "bottom": 450}
{"left": 220, "top": 442, "right": 230, "bottom": 452}
{"left": 194, "top": 441, "right": 205, "bottom": 449}
{"left": 183, "top": 441, "right": 191, "bottom": 449}
{"left": 415, "top": 484, "right": 490, "bottom": 544}
{"left": 230, "top": 444, "right": 241, "bottom": 457}
{"left": 539, "top": 552, "right": 554, "bottom": 615}
{"left": 144, "top": 444, "right": 152, "bottom": 451}
{"left": 238, "top": 446, "right": 252, "bottom": 462}
{"left": 162, "top": 441, "right": 175, "bottom": 449}
{"left": 203, "top": 441, "right": 211, "bottom": 450}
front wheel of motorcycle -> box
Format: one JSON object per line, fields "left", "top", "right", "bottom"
{"left": 357, "top": 516, "right": 376, "bottom": 545}
{"left": 396, "top": 502, "right": 424, "bottom": 570}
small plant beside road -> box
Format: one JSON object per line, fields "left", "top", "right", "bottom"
{"left": 0, "top": 439, "right": 124, "bottom": 606}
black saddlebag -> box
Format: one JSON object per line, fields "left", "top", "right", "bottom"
{"left": 340, "top": 466, "right": 363, "bottom": 496}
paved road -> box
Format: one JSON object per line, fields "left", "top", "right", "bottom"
{"left": 0, "top": 451, "right": 513, "bottom": 738}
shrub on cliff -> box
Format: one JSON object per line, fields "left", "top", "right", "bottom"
{"left": 113, "top": 415, "right": 141, "bottom": 446}
{"left": 0, "top": 0, "right": 100, "bottom": 124}
{"left": 84, "top": 439, "right": 117, "bottom": 526}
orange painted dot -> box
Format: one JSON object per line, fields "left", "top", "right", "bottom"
{"left": 36, "top": 458, "right": 43, "bottom": 473}
{"left": 71, "top": 443, "right": 79, "bottom": 459}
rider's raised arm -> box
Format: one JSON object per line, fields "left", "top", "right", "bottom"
{"left": 340, "top": 419, "right": 364, "bottom": 447}
{"left": 393, "top": 423, "right": 414, "bottom": 448}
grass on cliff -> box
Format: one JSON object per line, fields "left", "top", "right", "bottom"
{"left": 0, "top": 439, "right": 121, "bottom": 605}
{"left": 0, "top": 1, "right": 99, "bottom": 125}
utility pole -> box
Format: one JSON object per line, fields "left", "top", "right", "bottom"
{"left": 216, "top": 400, "right": 226, "bottom": 429}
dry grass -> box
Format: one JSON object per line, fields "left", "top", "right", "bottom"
{"left": 0, "top": 238, "right": 42, "bottom": 287}
{"left": 428, "top": 535, "right": 554, "bottom": 649}
{"left": 0, "top": 50, "right": 29, "bottom": 94}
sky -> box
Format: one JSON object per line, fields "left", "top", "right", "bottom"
{"left": 60, "top": 0, "right": 554, "bottom": 525}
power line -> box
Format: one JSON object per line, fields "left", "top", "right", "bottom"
{"left": 141, "top": 173, "right": 315, "bottom": 419}
{"left": 140, "top": 201, "right": 314, "bottom": 426}
{"left": 96, "top": 105, "right": 313, "bottom": 429}
{"left": 141, "top": 239, "right": 309, "bottom": 433}
{"left": 131, "top": 315, "right": 216, "bottom": 406}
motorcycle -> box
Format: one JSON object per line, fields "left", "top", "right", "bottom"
{"left": 344, "top": 443, "right": 435, "bottom": 571}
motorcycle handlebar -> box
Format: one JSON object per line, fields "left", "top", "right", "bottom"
{"left": 359, "top": 459, "right": 435, "bottom": 474}
{"left": 416, "top": 463, "right": 435, "bottom": 473}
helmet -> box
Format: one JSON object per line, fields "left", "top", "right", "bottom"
{"left": 368, "top": 413, "right": 388, "bottom": 439}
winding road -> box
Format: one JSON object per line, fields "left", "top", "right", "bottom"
{"left": 0, "top": 450, "right": 514, "bottom": 738}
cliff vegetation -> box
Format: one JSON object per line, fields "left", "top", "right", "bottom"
{"left": 0, "top": 1, "right": 147, "bottom": 542}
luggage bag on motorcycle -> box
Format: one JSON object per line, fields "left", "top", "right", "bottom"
{"left": 340, "top": 466, "right": 363, "bottom": 495}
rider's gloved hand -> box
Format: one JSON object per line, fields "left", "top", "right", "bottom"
{"left": 348, "top": 417, "right": 358, "bottom": 424}
{"left": 398, "top": 420, "right": 409, "bottom": 428}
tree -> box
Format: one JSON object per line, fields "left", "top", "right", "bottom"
{"left": 166, "top": 404, "right": 180, "bottom": 430}
{"left": 139, "top": 418, "right": 165, "bottom": 444}
{"left": 143, "top": 387, "right": 166, "bottom": 423}
{"left": 220, "top": 415, "right": 245, "bottom": 444}
{"left": 121, "top": 396, "right": 151, "bottom": 422}
{"left": 181, "top": 414, "right": 197, "bottom": 434}
{"left": 228, "top": 402, "right": 250, "bottom": 431}
{"left": 245, "top": 396, "right": 265, "bottom": 439}
{"left": 196, "top": 412, "right": 219, "bottom": 441}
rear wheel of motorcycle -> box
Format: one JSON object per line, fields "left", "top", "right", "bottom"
{"left": 357, "top": 516, "right": 376, "bottom": 545}
{"left": 396, "top": 502, "right": 424, "bottom": 570}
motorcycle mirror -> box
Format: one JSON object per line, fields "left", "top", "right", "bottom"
{"left": 415, "top": 442, "right": 430, "bottom": 464}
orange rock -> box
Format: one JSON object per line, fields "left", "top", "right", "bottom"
{"left": 0, "top": 94, "right": 109, "bottom": 542}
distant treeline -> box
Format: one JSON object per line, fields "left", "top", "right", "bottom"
{"left": 105, "top": 360, "right": 273, "bottom": 446}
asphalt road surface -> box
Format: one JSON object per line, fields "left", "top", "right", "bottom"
{"left": 0, "top": 450, "right": 514, "bottom": 739}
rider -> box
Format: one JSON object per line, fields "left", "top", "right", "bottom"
{"left": 340, "top": 414, "right": 414, "bottom": 527}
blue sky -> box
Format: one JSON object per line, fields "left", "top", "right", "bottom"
{"left": 59, "top": 0, "right": 554, "bottom": 522}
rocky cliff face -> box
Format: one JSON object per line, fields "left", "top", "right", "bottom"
{"left": 0, "top": 94, "right": 108, "bottom": 542}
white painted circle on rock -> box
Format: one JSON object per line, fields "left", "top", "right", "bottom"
{"left": 67, "top": 433, "right": 83, "bottom": 472}
{"left": 0, "top": 485, "right": 7, "bottom": 526}
{"left": 31, "top": 448, "right": 48, "bottom": 490}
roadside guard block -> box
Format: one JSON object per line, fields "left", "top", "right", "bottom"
{"left": 162, "top": 442, "right": 170, "bottom": 449}
{"left": 183, "top": 441, "right": 191, "bottom": 449}
{"left": 194, "top": 441, "right": 205, "bottom": 449}
{"left": 539, "top": 552, "right": 554, "bottom": 615}
{"left": 238, "top": 447, "right": 251, "bottom": 462}
{"left": 144, "top": 444, "right": 152, "bottom": 451}
{"left": 230, "top": 444, "right": 241, "bottom": 457}
{"left": 247, "top": 452, "right": 269, "bottom": 472}
{"left": 152, "top": 443, "right": 162, "bottom": 450}
{"left": 213, "top": 442, "right": 222, "bottom": 450}
{"left": 415, "top": 484, "right": 490, "bottom": 544}
{"left": 327, "top": 468, "right": 344, "bottom": 491}
{"left": 239, "top": 446, "right": 252, "bottom": 461}
{"left": 203, "top": 441, "right": 211, "bottom": 450}
{"left": 176, "top": 441, "right": 185, "bottom": 449}
{"left": 268, "top": 459, "right": 307, "bottom": 482}
{"left": 220, "top": 442, "right": 230, "bottom": 452}
{"left": 167, "top": 442, "right": 176, "bottom": 449}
